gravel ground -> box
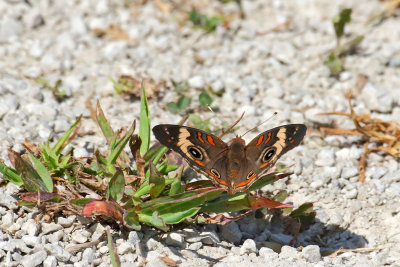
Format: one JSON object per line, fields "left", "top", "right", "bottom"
{"left": 1, "top": 0, "right": 400, "bottom": 266}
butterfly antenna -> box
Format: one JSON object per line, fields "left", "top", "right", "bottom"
{"left": 241, "top": 112, "right": 278, "bottom": 137}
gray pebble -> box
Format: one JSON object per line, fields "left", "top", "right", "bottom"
{"left": 43, "top": 255, "right": 57, "bottom": 267}
{"left": 279, "top": 245, "right": 299, "bottom": 259}
{"left": 71, "top": 229, "right": 90, "bottom": 244}
{"left": 41, "top": 223, "right": 63, "bottom": 234}
{"left": 188, "top": 75, "right": 205, "bottom": 89}
{"left": 21, "top": 250, "right": 47, "bottom": 267}
{"left": 315, "top": 150, "right": 335, "bottom": 167}
{"left": 341, "top": 167, "right": 358, "bottom": 179}
{"left": 44, "top": 243, "right": 71, "bottom": 261}
{"left": 240, "top": 239, "right": 258, "bottom": 255}
{"left": 302, "top": 245, "right": 321, "bottom": 263}
{"left": 57, "top": 216, "right": 75, "bottom": 228}
{"left": 165, "top": 232, "right": 185, "bottom": 248}
{"left": 117, "top": 241, "right": 133, "bottom": 255}
{"left": 21, "top": 235, "right": 40, "bottom": 247}
{"left": 259, "top": 247, "right": 278, "bottom": 260}
{"left": 219, "top": 222, "right": 242, "bottom": 244}
{"left": 21, "top": 219, "right": 40, "bottom": 236}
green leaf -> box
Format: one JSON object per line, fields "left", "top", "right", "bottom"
{"left": 52, "top": 115, "right": 82, "bottom": 155}
{"left": 107, "top": 169, "right": 125, "bottom": 202}
{"left": 189, "top": 10, "right": 223, "bottom": 32}
{"left": 169, "top": 176, "right": 185, "bottom": 196}
{"left": 139, "top": 86, "right": 150, "bottom": 156}
{"left": 324, "top": 53, "right": 343, "bottom": 76}
{"left": 148, "top": 211, "right": 168, "bottom": 231}
{"left": 106, "top": 227, "right": 121, "bottom": 267}
{"left": 188, "top": 114, "right": 211, "bottom": 132}
{"left": 8, "top": 151, "right": 48, "bottom": 192}
{"left": 166, "top": 102, "right": 179, "bottom": 114}
{"left": 333, "top": 8, "right": 352, "bottom": 41}
{"left": 124, "top": 209, "right": 141, "bottom": 231}
{"left": 273, "top": 190, "right": 288, "bottom": 203}
{"left": 0, "top": 161, "right": 23, "bottom": 186}
{"left": 29, "top": 153, "right": 53, "bottom": 193}
{"left": 177, "top": 95, "right": 189, "bottom": 110}
{"left": 107, "top": 122, "right": 135, "bottom": 166}
{"left": 149, "top": 163, "right": 165, "bottom": 198}
{"left": 199, "top": 92, "right": 213, "bottom": 107}
{"left": 290, "top": 202, "right": 314, "bottom": 218}
{"left": 96, "top": 101, "right": 115, "bottom": 141}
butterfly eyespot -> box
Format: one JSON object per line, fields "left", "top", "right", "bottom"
{"left": 188, "top": 146, "right": 203, "bottom": 160}
{"left": 246, "top": 171, "right": 255, "bottom": 180}
{"left": 210, "top": 168, "right": 220, "bottom": 178}
{"left": 262, "top": 147, "right": 276, "bottom": 162}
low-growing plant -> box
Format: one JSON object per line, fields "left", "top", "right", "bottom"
{"left": 188, "top": 10, "right": 225, "bottom": 32}
{"left": 324, "top": 8, "right": 364, "bottom": 76}
{"left": 35, "top": 77, "right": 68, "bottom": 102}
{"left": 0, "top": 86, "right": 314, "bottom": 233}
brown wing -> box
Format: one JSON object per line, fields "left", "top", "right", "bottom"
{"left": 152, "top": 124, "right": 229, "bottom": 184}
{"left": 246, "top": 124, "right": 307, "bottom": 177}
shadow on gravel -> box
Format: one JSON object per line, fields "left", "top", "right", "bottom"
{"left": 293, "top": 218, "right": 368, "bottom": 254}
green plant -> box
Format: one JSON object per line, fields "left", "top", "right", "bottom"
{"left": 0, "top": 87, "right": 314, "bottom": 232}
{"left": 188, "top": 10, "right": 224, "bottom": 32}
{"left": 324, "top": 8, "right": 364, "bottom": 76}
{"left": 35, "top": 78, "right": 68, "bottom": 102}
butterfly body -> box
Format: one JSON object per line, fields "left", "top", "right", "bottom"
{"left": 153, "top": 124, "right": 306, "bottom": 194}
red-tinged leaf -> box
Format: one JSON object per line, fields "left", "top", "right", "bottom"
{"left": 159, "top": 256, "right": 177, "bottom": 267}
{"left": 82, "top": 200, "right": 124, "bottom": 222}
{"left": 198, "top": 211, "right": 253, "bottom": 225}
{"left": 19, "top": 192, "right": 59, "bottom": 202}
{"left": 250, "top": 196, "right": 293, "bottom": 209}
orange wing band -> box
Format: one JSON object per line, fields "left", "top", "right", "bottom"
{"left": 207, "top": 136, "right": 216, "bottom": 146}
{"left": 256, "top": 135, "right": 263, "bottom": 146}
{"left": 197, "top": 132, "right": 205, "bottom": 143}
{"left": 264, "top": 132, "right": 271, "bottom": 144}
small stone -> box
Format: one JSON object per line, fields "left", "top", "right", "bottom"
{"left": 360, "top": 83, "right": 393, "bottom": 113}
{"left": 240, "top": 239, "right": 258, "bottom": 254}
{"left": 165, "top": 233, "right": 185, "bottom": 248}
{"left": 10, "top": 239, "right": 30, "bottom": 253}
{"left": 41, "top": 223, "right": 63, "bottom": 234}
{"left": 315, "top": 150, "right": 335, "bottom": 167}
{"left": 188, "top": 242, "right": 202, "bottom": 250}
{"left": 341, "top": 167, "right": 358, "bottom": 179}
{"left": 21, "top": 219, "right": 40, "bottom": 236}
{"left": 0, "top": 16, "right": 23, "bottom": 42}
{"left": 344, "top": 188, "right": 358, "bottom": 199}
{"left": 302, "top": 245, "right": 321, "bottom": 263}
{"left": 259, "top": 247, "right": 278, "bottom": 260}
{"left": 1, "top": 211, "right": 14, "bottom": 229}
{"left": 57, "top": 216, "right": 75, "bottom": 228}
{"left": 305, "top": 108, "right": 331, "bottom": 124}
{"left": 145, "top": 251, "right": 168, "bottom": 267}
{"left": 46, "top": 230, "right": 64, "bottom": 243}
{"left": 44, "top": 243, "right": 71, "bottom": 261}
{"left": 22, "top": 235, "right": 40, "bottom": 247}
{"left": 71, "top": 229, "right": 90, "bottom": 244}
{"left": 279, "top": 245, "right": 298, "bottom": 259}
{"left": 117, "top": 241, "right": 133, "bottom": 255}
{"left": 43, "top": 255, "right": 57, "bottom": 267}
{"left": 128, "top": 231, "right": 142, "bottom": 244}
{"left": 21, "top": 250, "right": 47, "bottom": 267}
{"left": 270, "top": 233, "right": 292, "bottom": 244}
{"left": 90, "top": 223, "right": 105, "bottom": 241}
{"left": 188, "top": 75, "right": 205, "bottom": 89}
{"left": 82, "top": 248, "right": 94, "bottom": 264}
{"left": 219, "top": 222, "right": 242, "bottom": 244}
{"left": 200, "top": 231, "right": 220, "bottom": 245}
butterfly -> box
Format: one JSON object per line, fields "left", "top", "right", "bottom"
{"left": 152, "top": 124, "right": 306, "bottom": 194}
